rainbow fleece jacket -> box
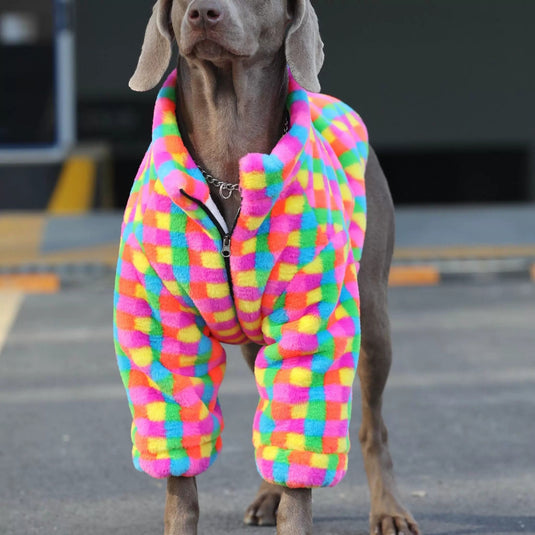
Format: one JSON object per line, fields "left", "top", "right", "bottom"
{"left": 114, "top": 69, "right": 368, "bottom": 488}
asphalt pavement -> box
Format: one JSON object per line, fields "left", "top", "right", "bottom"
{"left": 1, "top": 276, "right": 534, "bottom": 535}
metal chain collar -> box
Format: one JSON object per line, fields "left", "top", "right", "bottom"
{"left": 196, "top": 112, "right": 290, "bottom": 200}
{"left": 200, "top": 171, "right": 240, "bottom": 200}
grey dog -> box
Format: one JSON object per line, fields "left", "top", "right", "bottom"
{"left": 126, "top": 1, "right": 420, "bottom": 534}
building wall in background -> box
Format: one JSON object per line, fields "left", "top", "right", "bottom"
{"left": 76, "top": 0, "right": 152, "bottom": 101}
{"left": 314, "top": 0, "right": 535, "bottom": 202}
{"left": 74, "top": 0, "right": 535, "bottom": 203}
{"left": 1, "top": 0, "right": 54, "bottom": 40}
{"left": 317, "top": 0, "right": 534, "bottom": 148}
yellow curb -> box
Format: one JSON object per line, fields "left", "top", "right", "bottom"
{"left": 48, "top": 156, "right": 96, "bottom": 214}
{"left": 394, "top": 244, "right": 535, "bottom": 261}
{"left": 0, "top": 291, "right": 24, "bottom": 355}
{"left": 0, "top": 274, "right": 61, "bottom": 294}
{"left": 0, "top": 243, "right": 118, "bottom": 269}
{"left": 37, "top": 243, "right": 119, "bottom": 267}
{"left": 0, "top": 213, "right": 46, "bottom": 259}
{"left": 389, "top": 266, "right": 440, "bottom": 287}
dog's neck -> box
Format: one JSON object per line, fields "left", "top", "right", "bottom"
{"left": 175, "top": 55, "right": 288, "bottom": 186}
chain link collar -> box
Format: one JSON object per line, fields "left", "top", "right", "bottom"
{"left": 196, "top": 112, "right": 290, "bottom": 200}
{"left": 198, "top": 170, "right": 241, "bottom": 200}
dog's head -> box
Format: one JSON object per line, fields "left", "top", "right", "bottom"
{"left": 129, "top": 0, "right": 324, "bottom": 93}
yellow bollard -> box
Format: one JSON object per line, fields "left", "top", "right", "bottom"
{"left": 48, "top": 157, "right": 96, "bottom": 214}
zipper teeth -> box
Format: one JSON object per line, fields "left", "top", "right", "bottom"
{"left": 180, "top": 190, "right": 227, "bottom": 237}
{"left": 180, "top": 190, "right": 240, "bottom": 240}
{"left": 180, "top": 190, "right": 240, "bottom": 299}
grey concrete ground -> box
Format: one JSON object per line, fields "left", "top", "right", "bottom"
{"left": 1, "top": 277, "right": 534, "bottom": 535}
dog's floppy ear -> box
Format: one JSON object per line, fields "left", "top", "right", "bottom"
{"left": 285, "top": 0, "right": 324, "bottom": 93}
{"left": 129, "top": 0, "right": 174, "bottom": 92}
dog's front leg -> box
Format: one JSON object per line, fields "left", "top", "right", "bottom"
{"left": 164, "top": 476, "right": 199, "bottom": 535}
{"left": 358, "top": 343, "right": 419, "bottom": 535}
{"left": 276, "top": 487, "right": 313, "bottom": 535}
{"left": 357, "top": 148, "right": 420, "bottom": 535}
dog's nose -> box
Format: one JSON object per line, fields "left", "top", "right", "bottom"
{"left": 188, "top": 0, "right": 223, "bottom": 28}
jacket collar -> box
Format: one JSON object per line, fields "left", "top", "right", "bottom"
{"left": 151, "top": 69, "right": 313, "bottom": 226}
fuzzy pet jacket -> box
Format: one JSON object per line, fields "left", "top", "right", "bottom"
{"left": 114, "top": 69, "right": 368, "bottom": 488}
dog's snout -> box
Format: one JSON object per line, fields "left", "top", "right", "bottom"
{"left": 188, "top": 0, "right": 224, "bottom": 28}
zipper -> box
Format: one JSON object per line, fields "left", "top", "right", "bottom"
{"left": 181, "top": 190, "right": 240, "bottom": 299}
{"left": 222, "top": 235, "right": 232, "bottom": 258}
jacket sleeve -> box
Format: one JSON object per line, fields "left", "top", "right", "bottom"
{"left": 114, "top": 232, "right": 226, "bottom": 479}
{"left": 252, "top": 238, "right": 361, "bottom": 488}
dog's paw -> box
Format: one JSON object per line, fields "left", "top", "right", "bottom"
{"left": 243, "top": 481, "right": 283, "bottom": 526}
{"left": 370, "top": 512, "right": 421, "bottom": 535}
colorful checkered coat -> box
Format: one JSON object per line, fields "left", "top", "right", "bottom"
{"left": 114, "top": 69, "right": 368, "bottom": 488}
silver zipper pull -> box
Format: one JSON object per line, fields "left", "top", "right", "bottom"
{"left": 222, "top": 235, "right": 231, "bottom": 258}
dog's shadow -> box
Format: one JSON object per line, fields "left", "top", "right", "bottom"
{"left": 310, "top": 512, "right": 535, "bottom": 535}
{"left": 197, "top": 513, "right": 368, "bottom": 535}
{"left": 418, "top": 513, "right": 535, "bottom": 535}
{"left": 196, "top": 506, "right": 535, "bottom": 534}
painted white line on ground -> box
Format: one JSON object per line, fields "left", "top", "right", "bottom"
{"left": 391, "top": 307, "right": 535, "bottom": 332}
{"left": 6, "top": 326, "right": 111, "bottom": 345}
{"left": 5, "top": 305, "right": 533, "bottom": 346}
{"left": 0, "top": 292, "right": 24, "bottom": 355}
{"left": 387, "top": 368, "right": 535, "bottom": 389}
{"left": 1, "top": 368, "right": 534, "bottom": 405}
{"left": 0, "top": 384, "right": 124, "bottom": 404}
{"left": 222, "top": 368, "right": 535, "bottom": 391}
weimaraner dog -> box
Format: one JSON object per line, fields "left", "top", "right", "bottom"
{"left": 127, "top": 0, "right": 420, "bottom": 534}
